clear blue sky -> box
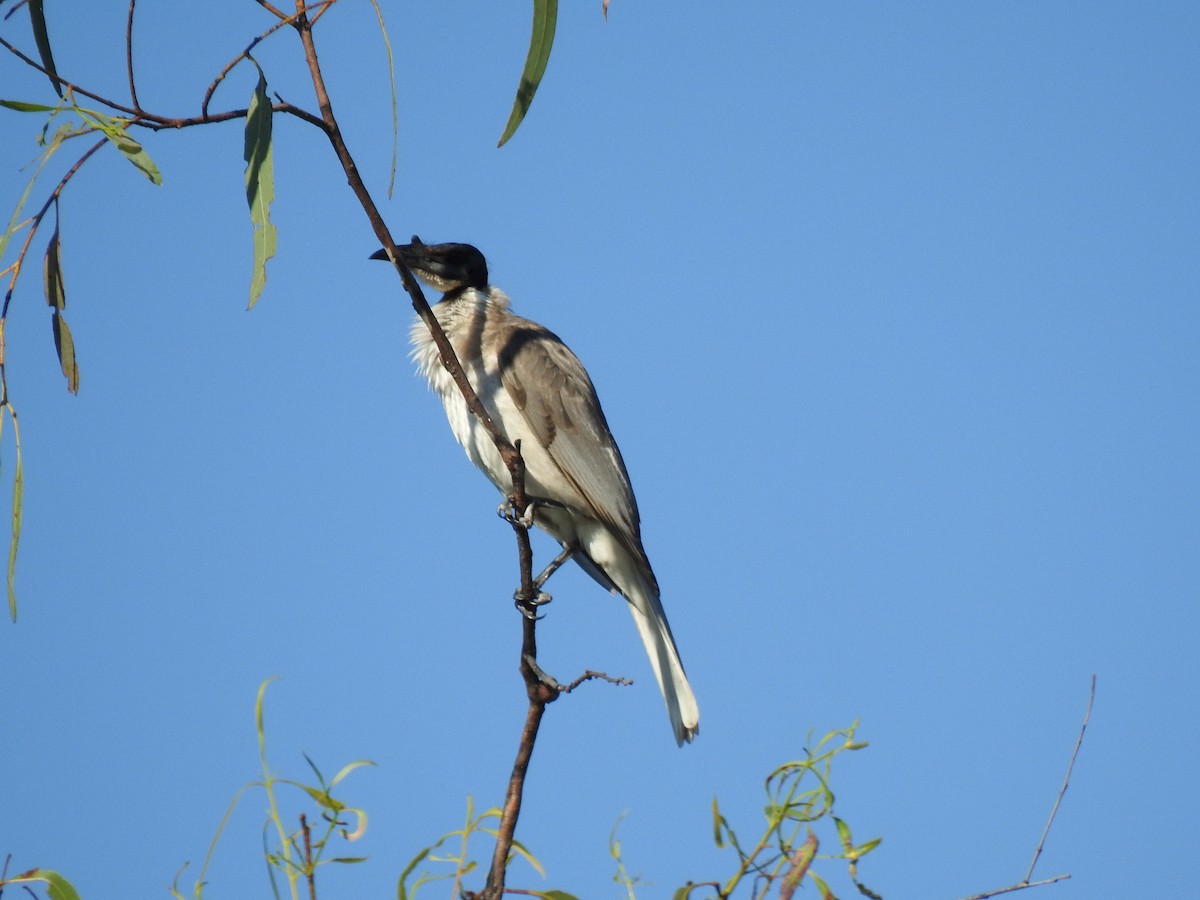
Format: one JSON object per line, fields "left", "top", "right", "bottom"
{"left": 2, "top": 2, "right": 1196, "bottom": 898}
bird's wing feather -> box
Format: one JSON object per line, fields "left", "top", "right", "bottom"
{"left": 497, "top": 321, "right": 644, "bottom": 550}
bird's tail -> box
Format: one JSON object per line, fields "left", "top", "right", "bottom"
{"left": 626, "top": 577, "right": 700, "bottom": 745}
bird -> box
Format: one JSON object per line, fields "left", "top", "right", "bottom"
{"left": 372, "top": 237, "right": 699, "bottom": 745}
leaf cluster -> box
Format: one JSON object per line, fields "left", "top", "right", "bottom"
{"left": 679, "top": 722, "right": 881, "bottom": 900}
{"left": 171, "top": 678, "right": 375, "bottom": 900}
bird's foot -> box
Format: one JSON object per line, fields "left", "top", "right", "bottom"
{"left": 497, "top": 495, "right": 571, "bottom": 529}
{"left": 514, "top": 589, "right": 553, "bottom": 619}
{"left": 497, "top": 498, "right": 537, "bottom": 528}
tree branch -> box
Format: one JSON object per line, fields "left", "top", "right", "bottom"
{"left": 959, "top": 874, "right": 1071, "bottom": 900}
{"left": 1024, "top": 674, "right": 1095, "bottom": 882}
{"left": 958, "top": 675, "right": 1095, "bottom": 900}
{"left": 289, "top": 7, "right": 543, "bottom": 897}
{"left": 0, "top": 32, "right": 325, "bottom": 132}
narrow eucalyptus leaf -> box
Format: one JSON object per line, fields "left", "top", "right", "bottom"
{"left": 0, "top": 99, "right": 60, "bottom": 112}
{"left": 43, "top": 225, "right": 65, "bottom": 309}
{"left": 497, "top": 0, "right": 558, "bottom": 146}
{"left": 27, "top": 0, "right": 63, "bottom": 97}
{"left": 808, "top": 871, "right": 835, "bottom": 900}
{"left": 51, "top": 311, "right": 80, "bottom": 394}
{"left": 834, "top": 815, "right": 853, "bottom": 851}
{"left": 7, "top": 414, "right": 22, "bottom": 622}
{"left": 711, "top": 797, "right": 725, "bottom": 848}
{"left": 243, "top": 66, "right": 277, "bottom": 309}
{"left": 855, "top": 837, "right": 882, "bottom": 857}
{"left": 105, "top": 132, "right": 163, "bottom": 185}
{"left": 366, "top": 0, "right": 399, "bottom": 198}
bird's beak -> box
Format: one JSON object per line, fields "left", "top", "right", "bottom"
{"left": 369, "top": 235, "right": 428, "bottom": 265}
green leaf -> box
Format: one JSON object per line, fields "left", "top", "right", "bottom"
{"left": 43, "top": 871, "right": 82, "bottom": 900}
{"left": 833, "top": 815, "right": 853, "bottom": 852}
{"left": 0, "top": 99, "right": 61, "bottom": 112}
{"left": 711, "top": 797, "right": 725, "bottom": 848}
{"left": 854, "top": 837, "right": 882, "bottom": 857}
{"left": 510, "top": 836, "right": 545, "bottom": 876}
{"left": 243, "top": 64, "right": 277, "bottom": 309}
{"left": 0, "top": 123, "right": 69, "bottom": 265}
{"left": 27, "top": 0, "right": 63, "bottom": 97}
{"left": 6, "top": 409, "right": 22, "bottom": 622}
{"left": 366, "top": 0, "right": 399, "bottom": 198}
{"left": 330, "top": 856, "right": 369, "bottom": 864}
{"left": 52, "top": 312, "right": 80, "bottom": 394}
{"left": 16, "top": 870, "right": 81, "bottom": 900}
{"left": 397, "top": 841, "right": 444, "bottom": 900}
{"left": 808, "top": 871, "right": 836, "bottom": 900}
{"left": 295, "top": 782, "right": 341, "bottom": 811}
{"left": 330, "top": 759, "right": 377, "bottom": 787}
{"left": 538, "top": 892, "right": 581, "bottom": 900}
{"left": 107, "top": 132, "right": 162, "bottom": 185}
{"left": 43, "top": 223, "right": 65, "bottom": 309}
{"left": 497, "top": 0, "right": 557, "bottom": 147}
{"left": 672, "top": 887, "right": 693, "bottom": 900}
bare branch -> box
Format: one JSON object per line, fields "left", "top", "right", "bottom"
{"left": 201, "top": 1, "right": 335, "bottom": 118}
{"left": 959, "top": 873, "right": 1071, "bottom": 900}
{"left": 959, "top": 675, "right": 1095, "bottom": 900}
{"left": 1025, "top": 674, "right": 1095, "bottom": 882}
{"left": 561, "top": 669, "right": 633, "bottom": 693}
{"left": 0, "top": 32, "right": 323, "bottom": 132}
{"left": 255, "top": 0, "right": 291, "bottom": 20}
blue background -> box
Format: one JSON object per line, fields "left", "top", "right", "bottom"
{"left": 2, "top": 2, "right": 1196, "bottom": 898}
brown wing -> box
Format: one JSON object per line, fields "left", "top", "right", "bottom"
{"left": 496, "top": 319, "right": 648, "bottom": 561}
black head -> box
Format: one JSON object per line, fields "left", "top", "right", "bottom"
{"left": 370, "top": 236, "right": 489, "bottom": 293}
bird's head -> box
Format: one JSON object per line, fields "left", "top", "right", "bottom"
{"left": 370, "top": 237, "right": 489, "bottom": 293}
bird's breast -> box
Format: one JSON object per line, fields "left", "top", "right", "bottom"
{"left": 410, "top": 293, "right": 522, "bottom": 494}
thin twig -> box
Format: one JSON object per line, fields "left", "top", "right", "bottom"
{"left": 1025, "top": 674, "right": 1095, "bottom": 882}
{"left": 255, "top": 0, "right": 291, "bottom": 20}
{"left": 959, "top": 873, "right": 1071, "bottom": 900}
{"left": 124, "top": 0, "right": 140, "bottom": 111}
{"left": 299, "top": 813, "right": 316, "bottom": 900}
{"left": 560, "top": 670, "right": 633, "bottom": 692}
{"left": 959, "top": 675, "right": 1095, "bottom": 900}
{"left": 1, "top": 137, "right": 106, "bottom": 322}
{"left": 201, "top": 0, "right": 335, "bottom": 118}
{"left": 0, "top": 33, "right": 323, "bottom": 131}
{"left": 484, "top": 637, "right": 547, "bottom": 899}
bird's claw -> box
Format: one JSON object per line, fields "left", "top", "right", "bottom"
{"left": 514, "top": 589, "right": 553, "bottom": 619}
{"left": 497, "top": 499, "right": 536, "bottom": 528}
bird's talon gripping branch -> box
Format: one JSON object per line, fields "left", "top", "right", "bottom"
{"left": 496, "top": 498, "right": 538, "bottom": 528}
{"left": 513, "top": 589, "right": 552, "bottom": 619}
